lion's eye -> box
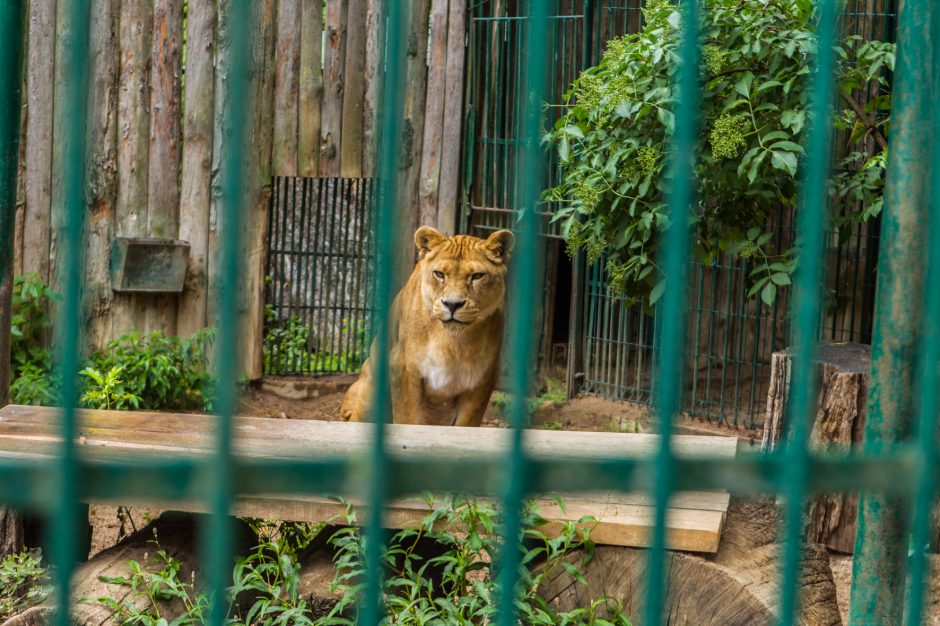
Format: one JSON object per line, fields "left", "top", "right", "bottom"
{"left": 433, "top": 270, "right": 445, "bottom": 281}
{"left": 471, "top": 272, "right": 486, "bottom": 281}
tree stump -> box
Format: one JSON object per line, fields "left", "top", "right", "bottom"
{"left": 761, "top": 343, "right": 869, "bottom": 553}
{"left": 537, "top": 498, "right": 842, "bottom": 626}
{"left": 0, "top": 508, "right": 25, "bottom": 559}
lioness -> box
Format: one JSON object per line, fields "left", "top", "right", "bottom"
{"left": 340, "top": 226, "right": 514, "bottom": 426}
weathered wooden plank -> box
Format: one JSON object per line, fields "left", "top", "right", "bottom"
{"left": 92, "top": 494, "right": 725, "bottom": 553}
{"left": 113, "top": 0, "right": 153, "bottom": 336}
{"left": 83, "top": 0, "right": 120, "bottom": 353}
{"left": 437, "top": 0, "right": 466, "bottom": 234}
{"left": 0, "top": 406, "right": 732, "bottom": 554}
{"left": 339, "top": 0, "right": 367, "bottom": 177}
{"left": 319, "top": 0, "right": 347, "bottom": 176}
{"left": 176, "top": 0, "right": 217, "bottom": 338}
{"left": 22, "top": 0, "right": 56, "bottom": 284}
{"left": 0, "top": 405, "right": 740, "bottom": 462}
{"left": 144, "top": 0, "right": 184, "bottom": 337}
{"left": 206, "top": 0, "right": 230, "bottom": 333}
{"left": 298, "top": 0, "right": 323, "bottom": 177}
{"left": 273, "top": 0, "right": 301, "bottom": 175}
{"left": 417, "top": 0, "right": 449, "bottom": 229}
{"left": 361, "top": 0, "right": 384, "bottom": 177}
{"left": 239, "top": 0, "right": 277, "bottom": 379}
{"left": 395, "top": 0, "right": 432, "bottom": 287}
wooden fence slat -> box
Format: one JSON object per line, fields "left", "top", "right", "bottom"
{"left": 177, "top": 0, "right": 217, "bottom": 338}
{"left": 361, "top": 0, "right": 384, "bottom": 177}
{"left": 145, "top": 0, "right": 184, "bottom": 337}
{"left": 319, "top": 0, "right": 347, "bottom": 177}
{"left": 22, "top": 0, "right": 56, "bottom": 284}
{"left": 273, "top": 0, "right": 301, "bottom": 176}
{"left": 437, "top": 0, "right": 466, "bottom": 234}
{"left": 395, "top": 0, "right": 432, "bottom": 287}
{"left": 339, "top": 0, "right": 367, "bottom": 177}
{"left": 298, "top": 0, "right": 323, "bottom": 178}
{"left": 113, "top": 0, "right": 153, "bottom": 336}
{"left": 418, "top": 0, "right": 450, "bottom": 229}
{"left": 84, "top": 0, "right": 120, "bottom": 353}
{"left": 239, "top": 0, "right": 277, "bottom": 379}
{"left": 14, "top": 102, "right": 25, "bottom": 278}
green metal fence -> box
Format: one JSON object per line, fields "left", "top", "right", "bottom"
{"left": 463, "top": 0, "right": 891, "bottom": 430}
{"left": 1, "top": 1, "right": 939, "bottom": 626}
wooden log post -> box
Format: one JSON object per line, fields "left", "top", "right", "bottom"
{"left": 83, "top": 0, "right": 120, "bottom": 354}
{"left": 436, "top": 0, "right": 466, "bottom": 234}
{"left": 319, "top": 0, "right": 347, "bottom": 177}
{"left": 340, "top": 0, "right": 367, "bottom": 178}
{"left": 298, "top": 0, "right": 323, "bottom": 178}
{"left": 762, "top": 342, "right": 870, "bottom": 553}
{"left": 176, "top": 0, "right": 218, "bottom": 337}
{"left": 361, "top": 0, "right": 385, "bottom": 178}
{"left": 537, "top": 498, "right": 843, "bottom": 626}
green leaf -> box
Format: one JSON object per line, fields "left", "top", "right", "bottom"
{"left": 770, "top": 272, "right": 792, "bottom": 286}
{"left": 649, "top": 280, "right": 666, "bottom": 305}
{"left": 657, "top": 107, "right": 675, "bottom": 133}
{"left": 770, "top": 140, "right": 804, "bottom": 154}
{"left": 558, "top": 135, "right": 570, "bottom": 162}
{"left": 771, "top": 150, "right": 798, "bottom": 176}
{"left": 761, "top": 282, "right": 777, "bottom": 305}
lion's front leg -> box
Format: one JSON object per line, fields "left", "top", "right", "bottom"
{"left": 453, "top": 372, "right": 497, "bottom": 427}
{"left": 391, "top": 366, "right": 425, "bottom": 424}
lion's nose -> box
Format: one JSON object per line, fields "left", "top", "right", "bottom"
{"left": 442, "top": 299, "right": 466, "bottom": 314}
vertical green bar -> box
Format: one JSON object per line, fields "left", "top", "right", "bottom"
{"left": 496, "top": 3, "right": 549, "bottom": 626}
{"left": 362, "top": 1, "right": 408, "bottom": 623}
{"left": 0, "top": 1, "right": 26, "bottom": 405}
{"left": 778, "top": 0, "right": 839, "bottom": 624}
{"left": 905, "top": 7, "right": 940, "bottom": 614}
{"left": 849, "top": 0, "right": 935, "bottom": 622}
{"left": 205, "top": 1, "right": 250, "bottom": 624}
{"left": 51, "top": 1, "right": 91, "bottom": 625}
{"left": 645, "top": 0, "right": 699, "bottom": 622}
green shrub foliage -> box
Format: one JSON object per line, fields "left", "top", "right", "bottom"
{"left": 545, "top": 0, "right": 894, "bottom": 305}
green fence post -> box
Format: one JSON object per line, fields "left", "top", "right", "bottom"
{"left": 849, "top": 0, "right": 936, "bottom": 623}
{"left": 0, "top": 1, "right": 26, "bottom": 405}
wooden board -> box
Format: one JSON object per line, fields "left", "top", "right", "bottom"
{"left": 0, "top": 405, "right": 734, "bottom": 553}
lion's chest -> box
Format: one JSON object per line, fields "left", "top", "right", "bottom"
{"left": 417, "top": 343, "right": 489, "bottom": 395}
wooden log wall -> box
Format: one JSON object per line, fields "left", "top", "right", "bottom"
{"left": 12, "top": 0, "right": 468, "bottom": 379}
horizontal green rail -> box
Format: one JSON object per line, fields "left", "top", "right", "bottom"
{"left": 0, "top": 0, "right": 936, "bottom": 624}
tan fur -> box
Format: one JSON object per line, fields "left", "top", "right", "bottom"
{"left": 340, "top": 226, "right": 515, "bottom": 426}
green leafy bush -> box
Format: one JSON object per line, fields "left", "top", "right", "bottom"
{"left": 91, "top": 498, "right": 631, "bottom": 625}
{"left": 85, "top": 329, "right": 217, "bottom": 412}
{"left": 8, "top": 274, "right": 57, "bottom": 405}
{"left": 0, "top": 549, "right": 51, "bottom": 622}
{"left": 545, "top": 0, "right": 894, "bottom": 305}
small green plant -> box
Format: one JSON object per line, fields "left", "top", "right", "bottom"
{"left": 263, "top": 305, "right": 369, "bottom": 375}
{"left": 8, "top": 274, "right": 57, "bottom": 406}
{"left": 492, "top": 378, "right": 569, "bottom": 424}
{"left": 79, "top": 366, "right": 143, "bottom": 410}
{"left": 539, "top": 420, "right": 565, "bottom": 431}
{"left": 93, "top": 498, "right": 631, "bottom": 625}
{"left": 327, "top": 495, "right": 631, "bottom": 625}
{"left": 87, "top": 329, "right": 217, "bottom": 411}
{"left": 88, "top": 538, "right": 208, "bottom": 625}
{"left": 0, "top": 548, "right": 51, "bottom": 622}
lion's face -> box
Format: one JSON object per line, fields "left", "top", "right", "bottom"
{"left": 413, "top": 227, "right": 515, "bottom": 328}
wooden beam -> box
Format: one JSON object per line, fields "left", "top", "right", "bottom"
{"left": 437, "top": 0, "right": 466, "bottom": 234}
{"left": 83, "top": 0, "right": 120, "bottom": 353}
{"left": 298, "top": 0, "right": 323, "bottom": 177}
{"left": 417, "top": 0, "right": 449, "bottom": 229}
{"left": 340, "top": 0, "right": 367, "bottom": 177}
{"left": 273, "top": 0, "right": 301, "bottom": 176}
{"left": 320, "top": 0, "right": 347, "bottom": 177}
{"left": 22, "top": 0, "right": 56, "bottom": 284}
{"left": 177, "top": 0, "right": 218, "bottom": 337}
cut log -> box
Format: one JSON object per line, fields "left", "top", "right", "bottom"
{"left": 2, "top": 512, "right": 253, "bottom": 626}
{"left": 537, "top": 498, "right": 843, "bottom": 626}
{"left": 762, "top": 343, "right": 869, "bottom": 553}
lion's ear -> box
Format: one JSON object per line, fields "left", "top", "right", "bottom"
{"left": 484, "top": 229, "right": 515, "bottom": 263}
{"left": 415, "top": 226, "right": 446, "bottom": 259}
